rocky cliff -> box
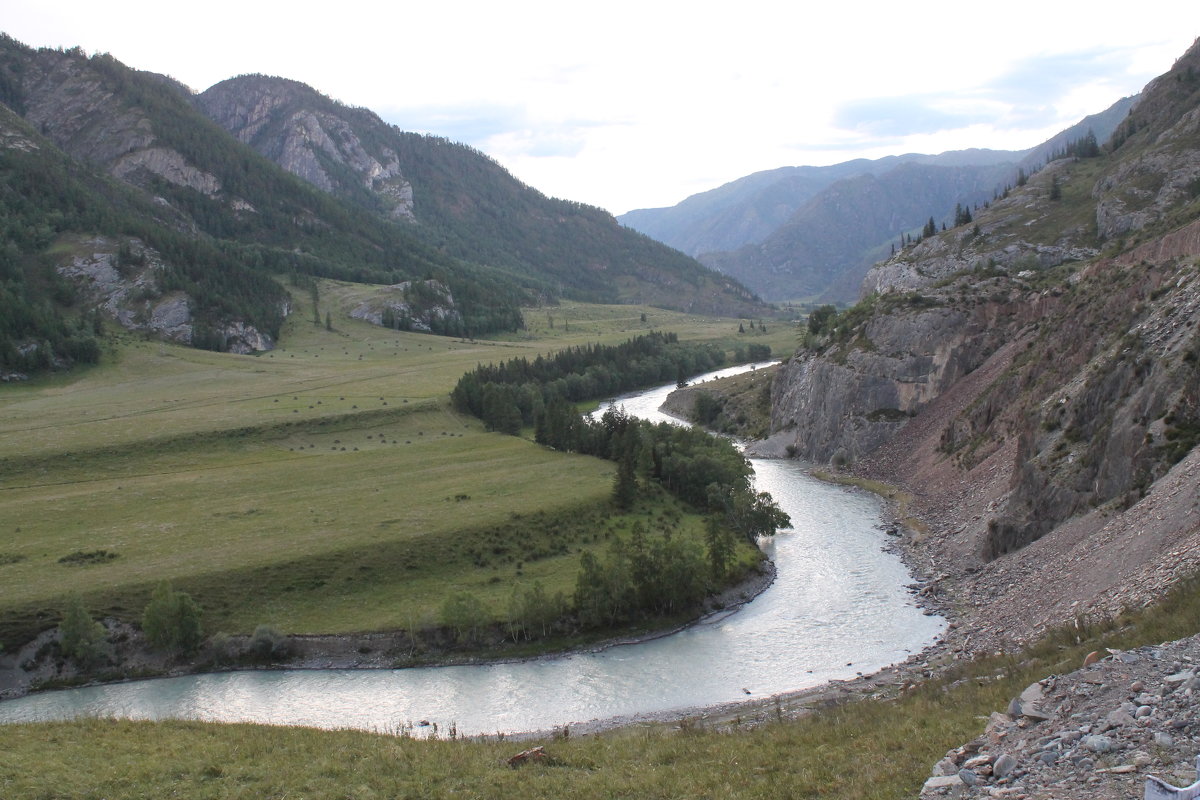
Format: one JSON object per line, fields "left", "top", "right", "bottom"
{"left": 197, "top": 76, "right": 415, "bottom": 221}
{"left": 768, "top": 38, "right": 1200, "bottom": 649}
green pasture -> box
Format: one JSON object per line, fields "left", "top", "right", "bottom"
{"left": 0, "top": 285, "right": 794, "bottom": 461}
{"left": 0, "top": 288, "right": 778, "bottom": 646}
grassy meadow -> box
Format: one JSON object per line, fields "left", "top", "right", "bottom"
{"left": 0, "top": 285, "right": 791, "bottom": 647}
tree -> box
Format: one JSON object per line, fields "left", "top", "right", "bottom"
{"left": 1049, "top": 177, "right": 1062, "bottom": 201}
{"left": 441, "top": 592, "right": 487, "bottom": 644}
{"left": 807, "top": 305, "right": 838, "bottom": 336}
{"left": 705, "top": 517, "right": 736, "bottom": 581}
{"left": 324, "top": 311, "right": 332, "bottom": 331}
{"left": 142, "top": 581, "right": 203, "bottom": 653}
{"left": 922, "top": 217, "right": 937, "bottom": 238}
{"left": 60, "top": 594, "right": 107, "bottom": 668}
{"left": 728, "top": 491, "right": 792, "bottom": 542}
{"left": 612, "top": 449, "right": 638, "bottom": 510}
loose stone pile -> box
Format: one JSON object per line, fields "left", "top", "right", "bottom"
{"left": 920, "top": 633, "right": 1200, "bottom": 799}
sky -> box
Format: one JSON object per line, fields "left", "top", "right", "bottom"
{"left": 2, "top": 2, "right": 1197, "bottom": 215}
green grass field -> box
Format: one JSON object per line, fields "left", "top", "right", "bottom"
{"left": 0, "top": 286, "right": 789, "bottom": 647}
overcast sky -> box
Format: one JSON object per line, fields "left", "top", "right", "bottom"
{"left": 2, "top": 2, "right": 1196, "bottom": 215}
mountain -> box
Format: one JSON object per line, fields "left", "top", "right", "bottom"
{"left": 764, "top": 37, "right": 1200, "bottom": 650}
{"left": 619, "top": 149, "right": 1019, "bottom": 260}
{"left": 620, "top": 101, "right": 1136, "bottom": 302}
{"left": 194, "top": 74, "right": 761, "bottom": 314}
{"left": 0, "top": 35, "right": 764, "bottom": 376}
{"left": 700, "top": 161, "right": 1015, "bottom": 301}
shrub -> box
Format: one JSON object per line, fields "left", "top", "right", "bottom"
{"left": 142, "top": 582, "right": 203, "bottom": 653}
{"left": 59, "top": 594, "right": 107, "bottom": 669}
{"left": 249, "top": 624, "right": 290, "bottom": 661}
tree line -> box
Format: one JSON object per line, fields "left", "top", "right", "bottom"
{"left": 451, "top": 332, "right": 746, "bottom": 433}
{"left": 449, "top": 336, "right": 790, "bottom": 636}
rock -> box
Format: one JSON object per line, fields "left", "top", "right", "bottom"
{"left": 992, "top": 753, "right": 1017, "bottom": 779}
{"left": 933, "top": 757, "right": 959, "bottom": 777}
{"left": 1137, "top": 705, "right": 1155, "bottom": 718}
{"left": 1084, "top": 735, "right": 1115, "bottom": 754}
{"left": 1038, "top": 751, "right": 1058, "bottom": 766}
{"left": 921, "top": 775, "right": 966, "bottom": 797}
{"left": 957, "top": 768, "right": 978, "bottom": 787}
{"left": 963, "top": 755, "right": 993, "bottom": 770}
{"left": 1163, "top": 671, "right": 1195, "bottom": 690}
{"left": 1019, "top": 682, "right": 1047, "bottom": 706}
{"left": 1154, "top": 732, "right": 1175, "bottom": 748}
{"left": 1105, "top": 709, "right": 1136, "bottom": 729}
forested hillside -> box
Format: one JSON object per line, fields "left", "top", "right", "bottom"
{"left": 0, "top": 34, "right": 766, "bottom": 376}
{"left": 196, "top": 75, "right": 762, "bottom": 313}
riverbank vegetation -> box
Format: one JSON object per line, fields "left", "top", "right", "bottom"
{"left": 5, "top": 574, "right": 1200, "bottom": 798}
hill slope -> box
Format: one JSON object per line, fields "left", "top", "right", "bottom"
{"left": 621, "top": 100, "right": 1136, "bottom": 302}
{"left": 0, "top": 35, "right": 767, "bottom": 375}
{"left": 766, "top": 37, "right": 1200, "bottom": 650}
{"left": 196, "top": 74, "right": 763, "bottom": 315}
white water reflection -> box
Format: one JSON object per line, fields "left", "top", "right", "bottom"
{"left": 0, "top": 363, "right": 943, "bottom": 734}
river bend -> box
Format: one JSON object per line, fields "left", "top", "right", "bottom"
{"left": 0, "top": 363, "right": 944, "bottom": 734}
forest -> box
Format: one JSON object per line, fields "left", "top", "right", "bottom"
{"left": 451, "top": 334, "right": 789, "bottom": 630}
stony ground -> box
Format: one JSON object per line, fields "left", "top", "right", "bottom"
{"left": 920, "top": 634, "right": 1200, "bottom": 799}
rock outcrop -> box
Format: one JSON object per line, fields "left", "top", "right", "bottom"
{"left": 56, "top": 237, "right": 277, "bottom": 352}
{"left": 197, "top": 77, "right": 415, "bottom": 220}
{"left": 348, "top": 280, "right": 462, "bottom": 334}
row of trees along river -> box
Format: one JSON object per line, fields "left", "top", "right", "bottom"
{"left": 452, "top": 332, "right": 788, "bottom": 630}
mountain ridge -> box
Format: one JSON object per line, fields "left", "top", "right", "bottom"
{"left": 0, "top": 35, "right": 766, "bottom": 375}
{"left": 620, "top": 97, "right": 1138, "bottom": 302}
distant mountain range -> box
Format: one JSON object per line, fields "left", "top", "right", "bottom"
{"left": 0, "top": 34, "right": 763, "bottom": 373}
{"left": 618, "top": 97, "right": 1138, "bottom": 302}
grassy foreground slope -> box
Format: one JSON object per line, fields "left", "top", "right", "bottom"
{"left": 0, "top": 290, "right": 790, "bottom": 647}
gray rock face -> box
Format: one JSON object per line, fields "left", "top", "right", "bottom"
{"left": 111, "top": 147, "right": 221, "bottom": 196}
{"left": 348, "top": 280, "right": 461, "bottom": 333}
{"left": 55, "top": 236, "right": 276, "bottom": 352}
{"left": 770, "top": 304, "right": 1007, "bottom": 465}
{"left": 197, "top": 77, "right": 415, "bottom": 221}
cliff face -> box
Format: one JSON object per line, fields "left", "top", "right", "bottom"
{"left": 769, "top": 38, "right": 1200, "bottom": 646}
{"left": 771, "top": 301, "right": 1016, "bottom": 463}
{"left": 197, "top": 76, "right": 415, "bottom": 221}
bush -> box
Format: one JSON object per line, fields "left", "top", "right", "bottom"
{"left": 142, "top": 582, "right": 203, "bottom": 653}
{"left": 249, "top": 624, "right": 291, "bottom": 661}
{"left": 59, "top": 594, "right": 107, "bottom": 669}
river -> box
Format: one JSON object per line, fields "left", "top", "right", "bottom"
{"left": 0, "top": 363, "right": 944, "bottom": 735}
